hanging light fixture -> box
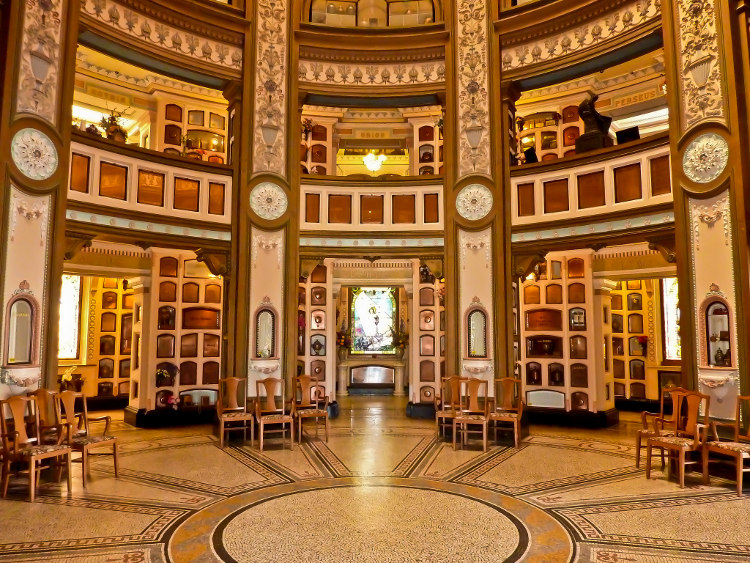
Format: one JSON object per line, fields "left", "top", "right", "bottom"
{"left": 363, "top": 151, "right": 386, "bottom": 172}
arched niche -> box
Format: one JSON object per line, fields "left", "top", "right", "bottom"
{"left": 701, "top": 297, "right": 734, "bottom": 367}
{"left": 465, "top": 306, "right": 488, "bottom": 358}
{"left": 254, "top": 306, "right": 278, "bottom": 359}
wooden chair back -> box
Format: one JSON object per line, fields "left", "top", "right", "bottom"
{"left": 295, "top": 375, "right": 324, "bottom": 409}
{"left": 56, "top": 390, "right": 87, "bottom": 436}
{"left": 495, "top": 377, "right": 523, "bottom": 417}
{"left": 1, "top": 396, "right": 38, "bottom": 451}
{"left": 732, "top": 395, "right": 750, "bottom": 442}
{"left": 460, "top": 377, "right": 488, "bottom": 415}
{"left": 27, "top": 388, "right": 56, "bottom": 428}
{"left": 218, "top": 377, "right": 247, "bottom": 414}
{"left": 660, "top": 385, "right": 687, "bottom": 418}
{"left": 256, "top": 377, "right": 285, "bottom": 414}
{"left": 438, "top": 376, "right": 462, "bottom": 411}
{"left": 671, "top": 390, "right": 710, "bottom": 439}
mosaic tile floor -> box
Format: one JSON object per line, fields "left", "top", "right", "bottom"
{"left": 1, "top": 397, "right": 749, "bottom": 562}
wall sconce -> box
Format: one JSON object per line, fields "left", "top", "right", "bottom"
{"left": 363, "top": 151, "right": 386, "bottom": 172}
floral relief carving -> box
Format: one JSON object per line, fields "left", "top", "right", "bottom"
{"left": 502, "top": 0, "right": 659, "bottom": 71}
{"left": 80, "top": 0, "right": 242, "bottom": 70}
{"left": 460, "top": 230, "right": 491, "bottom": 267}
{"left": 253, "top": 0, "right": 288, "bottom": 175}
{"left": 677, "top": 0, "right": 725, "bottom": 129}
{"left": 456, "top": 184, "right": 493, "bottom": 221}
{"left": 16, "top": 0, "right": 62, "bottom": 123}
{"left": 682, "top": 133, "right": 728, "bottom": 184}
{"left": 250, "top": 182, "right": 288, "bottom": 221}
{"left": 456, "top": 0, "right": 491, "bottom": 178}
{"left": 9, "top": 188, "right": 49, "bottom": 247}
{"left": 690, "top": 195, "right": 729, "bottom": 251}
{"left": 251, "top": 233, "right": 283, "bottom": 268}
{"left": 11, "top": 128, "right": 58, "bottom": 181}
{"left": 298, "top": 60, "right": 445, "bottom": 86}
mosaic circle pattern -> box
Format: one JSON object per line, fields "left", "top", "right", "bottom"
{"left": 218, "top": 486, "right": 522, "bottom": 561}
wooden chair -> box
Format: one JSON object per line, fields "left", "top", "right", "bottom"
{"left": 635, "top": 385, "right": 686, "bottom": 468}
{"left": 1, "top": 395, "right": 72, "bottom": 502}
{"left": 703, "top": 395, "right": 750, "bottom": 495}
{"left": 292, "top": 375, "right": 329, "bottom": 443}
{"left": 55, "top": 391, "right": 118, "bottom": 487}
{"left": 217, "top": 377, "right": 255, "bottom": 448}
{"left": 255, "top": 377, "right": 294, "bottom": 452}
{"left": 435, "top": 376, "right": 462, "bottom": 440}
{"left": 452, "top": 377, "right": 489, "bottom": 452}
{"left": 646, "top": 390, "right": 710, "bottom": 488}
{"left": 489, "top": 377, "right": 524, "bottom": 447}
{"left": 27, "top": 388, "right": 64, "bottom": 444}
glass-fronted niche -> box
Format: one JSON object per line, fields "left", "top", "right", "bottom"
{"left": 349, "top": 287, "right": 400, "bottom": 354}
{"left": 309, "top": 0, "right": 437, "bottom": 27}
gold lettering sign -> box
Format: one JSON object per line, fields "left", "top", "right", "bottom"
{"left": 612, "top": 87, "right": 661, "bottom": 109}
{"left": 354, "top": 130, "right": 391, "bottom": 139}
{"left": 84, "top": 84, "right": 132, "bottom": 107}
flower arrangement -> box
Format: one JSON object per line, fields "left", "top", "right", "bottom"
{"left": 100, "top": 109, "right": 128, "bottom": 142}
{"left": 58, "top": 366, "right": 84, "bottom": 391}
{"left": 156, "top": 368, "right": 173, "bottom": 387}
{"left": 166, "top": 394, "right": 179, "bottom": 410}
{"left": 637, "top": 335, "right": 648, "bottom": 345}
{"left": 392, "top": 328, "right": 409, "bottom": 349}
{"left": 336, "top": 330, "right": 352, "bottom": 349}
{"left": 301, "top": 118, "right": 315, "bottom": 136}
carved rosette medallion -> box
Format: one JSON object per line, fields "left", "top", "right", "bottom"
{"left": 682, "top": 133, "right": 728, "bottom": 184}
{"left": 250, "top": 182, "right": 288, "bottom": 220}
{"left": 456, "top": 184, "right": 493, "bottom": 221}
{"left": 11, "top": 128, "right": 58, "bottom": 180}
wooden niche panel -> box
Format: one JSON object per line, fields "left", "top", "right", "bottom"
{"left": 99, "top": 162, "right": 128, "bottom": 200}
{"left": 180, "top": 361, "right": 197, "bottom": 385}
{"left": 524, "top": 285, "right": 540, "bottom": 304}
{"left": 419, "top": 360, "right": 435, "bottom": 382}
{"left": 360, "top": 195, "right": 384, "bottom": 224}
{"left": 392, "top": 194, "right": 416, "bottom": 223}
{"left": 306, "top": 193, "right": 321, "bottom": 223}
{"left": 208, "top": 183, "right": 225, "bottom": 215}
{"left": 517, "top": 183, "right": 535, "bottom": 217}
{"left": 160, "top": 257, "right": 178, "bottom": 277}
{"left": 543, "top": 179, "right": 569, "bottom": 213}
{"left": 183, "top": 282, "right": 200, "bottom": 303}
{"left": 138, "top": 171, "right": 165, "bottom": 206}
{"left": 614, "top": 163, "right": 642, "bottom": 202}
{"left": 650, "top": 155, "right": 671, "bottom": 196}
{"left": 328, "top": 194, "right": 351, "bottom": 223}
{"left": 203, "top": 334, "right": 220, "bottom": 357}
{"left": 181, "top": 334, "right": 198, "bottom": 357}
{"left": 205, "top": 284, "right": 221, "bottom": 303}
{"left": 183, "top": 308, "right": 220, "bottom": 330}
{"left": 424, "top": 193, "right": 439, "bottom": 223}
{"left": 70, "top": 154, "right": 90, "bottom": 193}
{"left": 174, "top": 177, "right": 200, "bottom": 211}
{"left": 577, "top": 171, "right": 605, "bottom": 209}
{"left": 203, "top": 362, "right": 220, "bottom": 384}
{"left": 159, "top": 281, "right": 177, "bottom": 302}
{"left": 525, "top": 309, "right": 563, "bottom": 331}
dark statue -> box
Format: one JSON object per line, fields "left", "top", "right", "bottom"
{"left": 575, "top": 94, "right": 613, "bottom": 153}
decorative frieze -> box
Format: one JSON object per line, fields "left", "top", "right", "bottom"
{"left": 690, "top": 196, "right": 729, "bottom": 251}
{"left": 502, "top": 0, "right": 660, "bottom": 72}
{"left": 676, "top": 0, "right": 725, "bottom": 129}
{"left": 298, "top": 60, "right": 445, "bottom": 86}
{"left": 16, "top": 0, "right": 62, "bottom": 123}
{"left": 80, "top": 0, "right": 243, "bottom": 71}
{"left": 456, "top": 0, "right": 491, "bottom": 178}
{"left": 252, "top": 0, "right": 288, "bottom": 175}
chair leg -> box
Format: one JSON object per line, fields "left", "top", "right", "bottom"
{"left": 483, "top": 424, "right": 487, "bottom": 453}
{"left": 298, "top": 417, "right": 303, "bottom": 444}
{"left": 702, "top": 446, "right": 709, "bottom": 485}
{"left": 66, "top": 451, "right": 72, "bottom": 496}
{"left": 81, "top": 449, "right": 88, "bottom": 488}
{"left": 325, "top": 417, "right": 329, "bottom": 443}
{"left": 259, "top": 422, "right": 264, "bottom": 452}
{"left": 29, "top": 458, "right": 36, "bottom": 503}
{"left": 1, "top": 457, "right": 9, "bottom": 498}
{"left": 646, "top": 443, "right": 652, "bottom": 479}
{"left": 678, "top": 449, "right": 685, "bottom": 488}
{"left": 635, "top": 434, "right": 641, "bottom": 468}
{"left": 452, "top": 420, "right": 457, "bottom": 450}
{"left": 734, "top": 454, "right": 743, "bottom": 496}
{"left": 219, "top": 421, "right": 225, "bottom": 448}
{"left": 290, "top": 422, "right": 294, "bottom": 451}
{"left": 113, "top": 442, "right": 119, "bottom": 478}
{"left": 514, "top": 421, "right": 520, "bottom": 448}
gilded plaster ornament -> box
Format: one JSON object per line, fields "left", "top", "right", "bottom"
{"left": 456, "top": 184, "right": 493, "bottom": 221}
{"left": 250, "top": 182, "right": 288, "bottom": 220}
{"left": 682, "top": 133, "right": 728, "bottom": 184}
{"left": 11, "top": 128, "right": 58, "bottom": 180}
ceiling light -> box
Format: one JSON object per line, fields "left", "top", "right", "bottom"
{"left": 363, "top": 152, "right": 386, "bottom": 172}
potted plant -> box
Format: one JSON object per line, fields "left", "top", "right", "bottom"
{"left": 336, "top": 329, "right": 351, "bottom": 361}
{"left": 301, "top": 118, "right": 314, "bottom": 141}
{"left": 156, "top": 368, "right": 173, "bottom": 387}
{"left": 392, "top": 328, "right": 409, "bottom": 360}
{"left": 100, "top": 109, "right": 128, "bottom": 142}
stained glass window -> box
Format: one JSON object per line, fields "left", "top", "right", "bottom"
{"left": 350, "top": 287, "right": 397, "bottom": 354}
{"left": 662, "top": 277, "right": 681, "bottom": 360}
{"left": 58, "top": 274, "right": 82, "bottom": 359}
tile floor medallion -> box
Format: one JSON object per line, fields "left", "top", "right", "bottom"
{"left": 0, "top": 397, "right": 749, "bottom": 562}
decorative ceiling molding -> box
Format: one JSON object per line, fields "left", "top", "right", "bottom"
{"left": 298, "top": 60, "right": 445, "bottom": 86}
{"left": 80, "top": 0, "right": 243, "bottom": 71}
{"left": 75, "top": 52, "right": 223, "bottom": 98}
{"left": 299, "top": 45, "right": 444, "bottom": 64}
{"left": 501, "top": 0, "right": 660, "bottom": 72}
